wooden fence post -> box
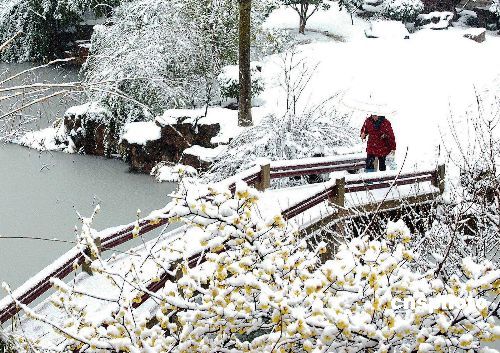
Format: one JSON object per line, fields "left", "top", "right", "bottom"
{"left": 432, "top": 164, "right": 446, "bottom": 194}
{"left": 329, "top": 177, "right": 345, "bottom": 207}
{"left": 256, "top": 163, "right": 271, "bottom": 191}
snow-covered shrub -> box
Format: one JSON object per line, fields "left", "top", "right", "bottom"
{"left": 0, "top": 333, "right": 16, "bottom": 353}
{"left": 382, "top": 0, "right": 424, "bottom": 22}
{"left": 491, "top": 0, "right": 500, "bottom": 16}
{"left": 0, "top": 0, "right": 118, "bottom": 62}
{"left": 490, "top": 0, "right": 500, "bottom": 27}
{"left": 151, "top": 162, "right": 198, "bottom": 182}
{"left": 217, "top": 63, "right": 265, "bottom": 103}
{"left": 11, "top": 183, "right": 500, "bottom": 352}
{"left": 415, "top": 93, "right": 499, "bottom": 277}
{"left": 205, "top": 104, "right": 357, "bottom": 184}
{"left": 420, "top": 0, "right": 458, "bottom": 12}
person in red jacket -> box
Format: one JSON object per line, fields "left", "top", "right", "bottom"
{"left": 360, "top": 114, "right": 396, "bottom": 172}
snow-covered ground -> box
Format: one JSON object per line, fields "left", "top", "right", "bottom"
{"left": 260, "top": 5, "right": 500, "bottom": 173}
{"left": 17, "top": 4, "right": 500, "bottom": 186}
{"left": 143, "top": 5, "right": 500, "bottom": 179}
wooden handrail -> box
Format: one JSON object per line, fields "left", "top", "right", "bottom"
{"left": 228, "top": 154, "right": 366, "bottom": 191}
{"left": 345, "top": 169, "right": 434, "bottom": 185}
{"left": 0, "top": 216, "right": 173, "bottom": 325}
{"left": 282, "top": 167, "right": 443, "bottom": 223}
{"left": 0, "top": 156, "right": 444, "bottom": 326}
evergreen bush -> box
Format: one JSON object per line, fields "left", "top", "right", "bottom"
{"left": 217, "top": 63, "right": 265, "bottom": 103}
{"left": 382, "top": 0, "right": 424, "bottom": 22}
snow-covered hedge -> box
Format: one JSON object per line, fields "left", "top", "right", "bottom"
{"left": 217, "top": 63, "right": 265, "bottom": 103}
{"left": 9, "top": 181, "right": 500, "bottom": 352}
{"left": 151, "top": 162, "right": 198, "bottom": 182}
{"left": 382, "top": 0, "right": 424, "bottom": 22}
{"left": 205, "top": 105, "right": 357, "bottom": 184}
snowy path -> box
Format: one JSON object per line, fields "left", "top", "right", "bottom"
{"left": 261, "top": 8, "right": 500, "bottom": 176}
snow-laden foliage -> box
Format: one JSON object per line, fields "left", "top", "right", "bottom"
{"left": 8, "top": 182, "right": 500, "bottom": 352}
{"left": 151, "top": 162, "right": 198, "bottom": 182}
{"left": 338, "top": 0, "right": 364, "bottom": 17}
{"left": 280, "top": 0, "right": 331, "bottom": 33}
{"left": 415, "top": 93, "right": 499, "bottom": 277}
{"left": 217, "top": 63, "right": 265, "bottom": 103}
{"left": 0, "top": 332, "right": 16, "bottom": 353}
{"left": 205, "top": 106, "right": 356, "bottom": 183}
{"left": 82, "top": 0, "right": 274, "bottom": 132}
{"left": 382, "top": 0, "right": 424, "bottom": 22}
{"left": 0, "top": 0, "right": 118, "bottom": 62}
{"left": 490, "top": 0, "right": 500, "bottom": 17}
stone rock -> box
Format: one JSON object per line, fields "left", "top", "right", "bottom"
{"left": 120, "top": 116, "right": 221, "bottom": 173}
{"left": 64, "top": 103, "right": 224, "bottom": 173}
{"left": 415, "top": 11, "right": 454, "bottom": 29}
{"left": 463, "top": 28, "right": 486, "bottom": 42}
{"left": 63, "top": 103, "right": 116, "bottom": 156}
{"left": 180, "top": 145, "right": 227, "bottom": 172}
{"left": 180, "top": 152, "right": 212, "bottom": 171}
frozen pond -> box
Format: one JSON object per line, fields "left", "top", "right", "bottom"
{"left": 0, "top": 64, "right": 176, "bottom": 293}
{"left": 0, "top": 144, "right": 176, "bottom": 291}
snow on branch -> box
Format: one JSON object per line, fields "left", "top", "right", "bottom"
{"left": 9, "top": 180, "right": 500, "bottom": 353}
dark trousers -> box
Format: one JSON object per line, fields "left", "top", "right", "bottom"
{"left": 366, "top": 154, "right": 386, "bottom": 171}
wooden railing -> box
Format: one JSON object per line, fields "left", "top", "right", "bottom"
{"left": 227, "top": 153, "right": 366, "bottom": 191}
{"left": 128, "top": 164, "right": 446, "bottom": 310}
{"left": 0, "top": 217, "right": 172, "bottom": 325}
{"left": 0, "top": 154, "right": 444, "bottom": 325}
{"left": 282, "top": 165, "right": 445, "bottom": 220}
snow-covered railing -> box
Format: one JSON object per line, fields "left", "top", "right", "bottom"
{"left": 0, "top": 155, "right": 444, "bottom": 326}
{"left": 0, "top": 214, "right": 173, "bottom": 325}
{"left": 282, "top": 165, "right": 445, "bottom": 220}
{"left": 226, "top": 153, "right": 366, "bottom": 191}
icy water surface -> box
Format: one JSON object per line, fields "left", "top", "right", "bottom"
{"left": 0, "top": 144, "right": 176, "bottom": 291}
{"left": 0, "top": 63, "right": 176, "bottom": 292}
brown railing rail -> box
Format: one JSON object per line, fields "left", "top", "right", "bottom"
{"left": 131, "top": 165, "right": 446, "bottom": 310}
{"left": 0, "top": 155, "right": 444, "bottom": 325}
{"left": 228, "top": 153, "right": 366, "bottom": 192}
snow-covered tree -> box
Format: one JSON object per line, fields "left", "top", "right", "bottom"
{"left": 0, "top": 0, "right": 118, "bottom": 62}
{"left": 82, "top": 0, "right": 273, "bottom": 133}
{"left": 239, "top": 0, "right": 253, "bottom": 126}
{"left": 338, "top": 0, "right": 364, "bottom": 25}
{"left": 414, "top": 93, "right": 499, "bottom": 277}
{"left": 7, "top": 181, "right": 500, "bottom": 352}
{"left": 281, "top": 0, "right": 331, "bottom": 34}
{"left": 382, "top": 0, "right": 424, "bottom": 22}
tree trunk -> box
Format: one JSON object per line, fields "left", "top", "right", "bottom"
{"left": 299, "top": 3, "right": 307, "bottom": 34}
{"left": 238, "top": 0, "right": 253, "bottom": 127}
{"left": 299, "top": 16, "right": 306, "bottom": 34}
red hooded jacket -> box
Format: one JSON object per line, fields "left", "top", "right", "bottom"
{"left": 361, "top": 116, "right": 396, "bottom": 157}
